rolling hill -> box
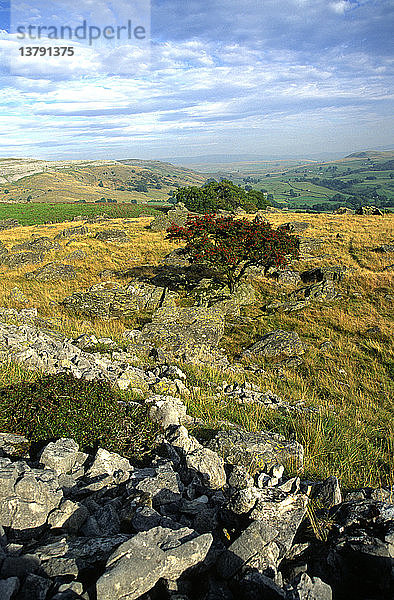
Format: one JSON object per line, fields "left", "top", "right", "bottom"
{"left": 0, "top": 158, "right": 206, "bottom": 205}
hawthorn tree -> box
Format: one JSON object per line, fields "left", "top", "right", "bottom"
{"left": 166, "top": 214, "right": 300, "bottom": 293}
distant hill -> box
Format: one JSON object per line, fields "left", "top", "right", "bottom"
{"left": 0, "top": 159, "right": 206, "bottom": 204}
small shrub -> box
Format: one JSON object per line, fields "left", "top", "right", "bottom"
{"left": 0, "top": 373, "right": 157, "bottom": 457}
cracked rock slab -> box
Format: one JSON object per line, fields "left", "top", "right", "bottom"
{"left": 96, "top": 526, "right": 212, "bottom": 600}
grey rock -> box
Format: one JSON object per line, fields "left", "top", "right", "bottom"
{"left": 280, "top": 222, "right": 310, "bottom": 233}
{"left": 65, "top": 249, "right": 86, "bottom": 261}
{"left": 96, "top": 526, "right": 212, "bottom": 600}
{"left": 0, "top": 461, "right": 63, "bottom": 538}
{"left": 239, "top": 571, "right": 286, "bottom": 600}
{"left": 207, "top": 429, "right": 304, "bottom": 474}
{"left": 55, "top": 225, "right": 89, "bottom": 239}
{"left": 0, "top": 577, "right": 19, "bottom": 600}
{"left": 0, "top": 553, "right": 41, "bottom": 578}
{"left": 286, "top": 573, "right": 332, "bottom": 600}
{"left": 216, "top": 520, "right": 279, "bottom": 578}
{"left": 18, "top": 574, "right": 52, "bottom": 600}
{"left": 373, "top": 244, "right": 394, "bottom": 253}
{"left": 47, "top": 499, "right": 89, "bottom": 533}
{"left": 227, "top": 466, "right": 254, "bottom": 490}
{"left": 39, "top": 438, "right": 88, "bottom": 476}
{"left": 185, "top": 447, "right": 226, "bottom": 490}
{"left": 84, "top": 448, "right": 133, "bottom": 491}
{"left": 147, "top": 396, "right": 189, "bottom": 429}
{"left": 311, "top": 476, "right": 342, "bottom": 508}
{"left": 250, "top": 489, "right": 309, "bottom": 557}
{"left": 11, "top": 236, "right": 59, "bottom": 253}
{"left": 0, "top": 433, "right": 30, "bottom": 459}
{"left": 140, "top": 306, "right": 226, "bottom": 365}
{"left": 242, "top": 330, "right": 306, "bottom": 359}
{"left": 1, "top": 251, "right": 44, "bottom": 268}
{"left": 290, "top": 280, "right": 338, "bottom": 302}
{"left": 25, "top": 262, "right": 77, "bottom": 281}
{"left": 35, "top": 534, "right": 130, "bottom": 572}
{"left": 355, "top": 205, "right": 383, "bottom": 215}
{"left": 94, "top": 229, "right": 130, "bottom": 243}
{"left": 128, "top": 466, "right": 182, "bottom": 506}
{"left": 62, "top": 280, "right": 176, "bottom": 319}
{"left": 0, "top": 219, "right": 19, "bottom": 231}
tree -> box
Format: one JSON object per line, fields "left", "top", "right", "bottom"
{"left": 171, "top": 180, "right": 269, "bottom": 213}
{"left": 166, "top": 214, "right": 299, "bottom": 293}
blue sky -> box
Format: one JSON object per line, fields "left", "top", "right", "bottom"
{"left": 0, "top": 0, "right": 393, "bottom": 160}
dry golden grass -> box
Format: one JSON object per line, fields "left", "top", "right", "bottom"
{"left": 0, "top": 211, "right": 392, "bottom": 490}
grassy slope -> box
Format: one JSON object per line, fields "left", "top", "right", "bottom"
{"left": 0, "top": 211, "right": 392, "bottom": 490}
{"left": 0, "top": 160, "right": 206, "bottom": 204}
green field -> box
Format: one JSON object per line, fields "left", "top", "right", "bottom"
{"left": 195, "top": 151, "right": 394, "bottom": 210}
{"left": 0, "top": 202, "right": 168, "bottom": 227}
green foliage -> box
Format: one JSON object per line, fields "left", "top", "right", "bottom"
{"left": 172, "top": 180, "right": 268, "bottom": 213}
{"left": 167, "top": 214, "right": 299, "bottom": 292}
{"left": 0, "top": 373, "right": 157, "bottom": 457}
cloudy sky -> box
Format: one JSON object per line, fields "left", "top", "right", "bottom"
{"left": 0, "top": 0, "right": 393, "bottom": 160}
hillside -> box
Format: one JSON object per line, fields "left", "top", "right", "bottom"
{"left": 186, "top": 151, "right": 394, "bottom": 211}
{"left": 0, "top": 158, "right": 206, "bottom": 205}
{"left": 0, "top": 208, "right": 392, "bottom": 599}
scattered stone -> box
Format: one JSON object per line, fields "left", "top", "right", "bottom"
{"left": 94, "top": 229, "right": 130, "bottom": 243}
{"left": 334, "top": 207, "right": 353, "bottom": 214}
{"left": 279, "top": 222, "right": 310, "bottom": 233}
{"left": 25, "top": 262, "right": 77, "bottom": 281}
{"left": 65, "top": 249, "right": 86, "bottom": 261}
{"left": 185, "top": 447, "right": 226, "bottom": 490}
{"left": 207, "top": 429, "right": 304, "bottom": 473}
{"left": 150, "top": 203, "right": 192, "bottom": 232}
{"left": 355, "top": 206, "right": 383, "bottom": 215}
{"left": 0, "top": 577, "right": 19, "bottom": 600}
{"left": 373, "top": 244, "right": 394, "bottom": 253}
{"left": 242, "top": 330, "right": 306, "bottom": 359}
{"left": 62, "top": 280, "right": 177, "bottom": 319}
{"left": 0, "top": 219, "right": 19, "bottom": 231}
{"left": 139, "top": 306, "right": 227, "bottom": 364}
{"left": 0, "top": 461, "right": 63, "bottom": 538}
{"left": 0, "top": 434, "right": 30, "bottom": 459}
{"left": 39, "top": 438, "right": 88, "bottom": 476}
{"left": 311, "top": 476, "right": 342, "bottom": 508}
{"left": 84, "top": 448, "right": 133, "bottom": 491}
{"left": 301, "top": 266, "right": 346, "bottom": 283}
{"left": 286, "top": 573, "right": 332, "bottom": 600}
{"left": 1, "top": 251, "right": 45, "bottom": 268}
{"left": 96, "top": 526, "right": 212, "bottom": 600}
{"left": 55, "top": 225, "right": 89, "bottom": 239}
{"left": 11, "top": 237, "right": 60, "bottom": 253}
{"left": 148, "top": 396, "right": 190, "bottom": 429}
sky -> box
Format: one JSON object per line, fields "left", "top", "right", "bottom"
{"left": 0, "top": 0, "right": 393, "bottom": 160}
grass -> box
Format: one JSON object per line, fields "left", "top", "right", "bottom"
{"left": 0, "top": 202, "right": 165, "bottom": 227}
{"left": 0, "top": 210, "right": 393, "bottom": 491}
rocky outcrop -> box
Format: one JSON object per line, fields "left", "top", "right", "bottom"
{"left": 150, "top": 202, "right": 192, "bottom": 232}
{"left": 10, "top": 237, "right": 60, "bottom": 253}
{"left": 0, "top": 420, "right": 390, "bottom": 599}
{"left": 138, "top": 306, "right": 227, "bottom": 364}
{"left": 242, "top": 330, "right": 307, "bottom": 360}
{"left": 61, "top": 280, "right": 178, "bottom": 319}
{"left": 94, "top": 229, "right": 130, "bottom": 243}
{"left": 25, "top": 263, "right": 77, "bottom": 281}
{"left": 355, "top": 206, "right": 383, "bottom": 215}
{"left": 0, "top": 219, "right": 19, "bottom": 231}
{"left": 54, "top": 225, "right": 89, "bottom": 239}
